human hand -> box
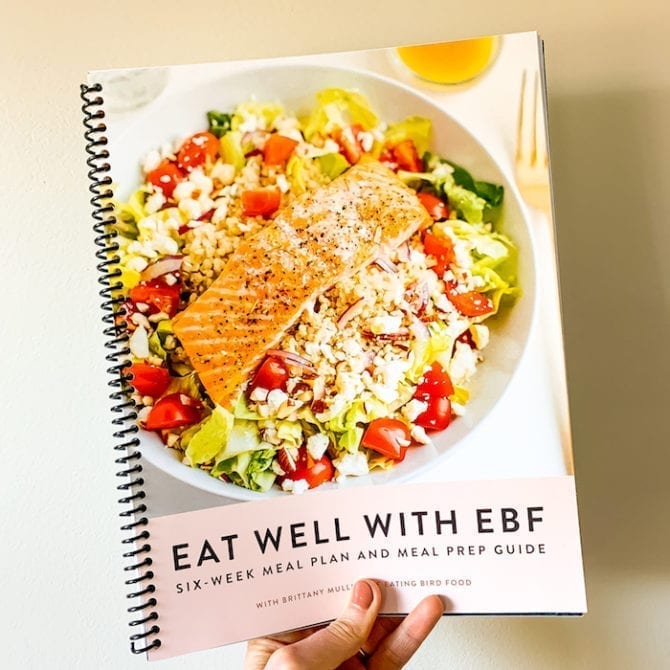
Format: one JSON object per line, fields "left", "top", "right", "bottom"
{"left": 244, "top": 579, "right": 444, "bottom": 669}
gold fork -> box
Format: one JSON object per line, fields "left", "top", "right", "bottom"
{"left": 515, "top": 70, "right": 551, "bottom": 214}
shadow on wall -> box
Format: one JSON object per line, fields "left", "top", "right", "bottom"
{"left": 414, "top": 87, "right": 670, "bottom": 670}
{"left": 551, "top": 86, "right": 670, "bottom": 577}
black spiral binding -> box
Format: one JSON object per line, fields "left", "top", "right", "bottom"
{"left": 81, "top": 83, "right": 161, "bottom": 655}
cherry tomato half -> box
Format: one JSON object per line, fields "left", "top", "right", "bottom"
{"left": 415, "top": 394, "right": 452, "bottom": 431}
{"left": 392, "top": 139, "right": 423, "bottom": 172}
{"left": 263, "top": 134, "right": 299, "bottom": 165}
{"left": 241, "top": 188, "right": 281, "bottom": 218}
{"left": 129, "top": 280, "right": 181, "bottom": 318}
{"left": 144, "top": 393, "right": 202, "bottom": 431}
{"left": 379, "top": 147, "right": 399, "bottom": 171}
{"left": 282, "top": 448, "right": 335, "bottom": 489}
{"left": 446, "top": 284, "right": 494, "bottom": 317}
{"left": 177, "top": 131, "right": 219, "bottom": 172}
{"left": 417, "top": 192, "right": 449, "bottom": 221}
{"left": 146, "top": 159, "right": 185, "bottom": 198}
{"left": 423, "top": 230, "right": 456, "bottom": 276}
{"left": 250, "top": 357, "right": 289, "bottom": 392}
{"left": 128, "top": 363, "right": 171, "bottom": 397}
{"left": 415, "top": 361, "right": 454, "bottom": 399}
{"left": 361, "top": 418, "right": 411, "bottom": 461}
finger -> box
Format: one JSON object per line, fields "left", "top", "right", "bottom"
{"left": 368, "top": 595, "right": 444, "bottom": 670}
{"left": 244, "top": 628, "right": 321, "bottom": 669}
{"left": 266, "top": 580, "right": 382, "bottom": 670}
{"left": 360, "top": 616, "right": 402, "bottom": 655}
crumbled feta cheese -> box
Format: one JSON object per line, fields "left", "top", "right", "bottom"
{"left": 470, "top": 324, "right": 489, "bottom": 350}
{"left": 402, "top": 398, "right": 428, "bottom": 422}
{"left": 126, "top": 256, "right": 148, "bottom": 273}
{"left": 266, "top": 389, "right": 288, "bottom": 414}
{"left": 211, "top": 201, "right": 230, "bottom": 225}
{"left": 316, "top": 393, "right": 347, "bottom": 421}
{"left": 178, "top": 197, "right": 202, "bottom": 220}
{"left": 449, "top": 341, "right": 479, "bottom": 386}
{"left": 271, "top": 459, "right": 286, "bottom": 476}
{"left": 451, "top": 402, "right": 466, "bottom": 417}
{"left": 379, "top": 359, "right": 409, "bottom": 389}
{"left": 359, "top": 131, "right": 374, "bottom": 152}
{"left": 368, "top": 314, "right": 403, "bottom": 335}
{"left": 249, "top": 386, "right": 269, "bottom": 402}
{"left": 237, "top": 114, "right": 262, "bottom": 133}
{"left": 281, "top": 478, "right": 309, "bottom": 494}
{"left": 145, "top": 190, "right": 166, "bottom": 214}
{"left": 324, "top": 138, "right": 340, "bottom": 154}
{"left": 410, "top": 424, "right": 431, "bottom": 445}
{"left": 142, "top": 149, "right": 161, "bottom": 174}
{"left": 335, "top": 370, "right": 365, "bottom": 402}
{"left": 275, "top": 174, "right": 290, "bottom": 193}
{"left": 334, "top": 452, "right": 370, "bottom": 479}
{"left": 129, "top": 325, "right": 149, "bottom": 358}
{"left": 136, "top": 406, "right": 152, "bottom": 424}
{"left": 173, "top": 180, "right": 197, "bottom": 202}
{"left": 210, "top": 162, "right": 236, "bottom": 186}
{"left": 129, "top": 312, "right": 151, "bottom": 330}
{"left": 306, "top": 433, "right": 330, "bottom": 460}
{"left": 189, "top": 169, "right": 213, "bottom": 195}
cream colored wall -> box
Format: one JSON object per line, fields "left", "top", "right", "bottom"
{"left": 2, "top": 1, "right": 669, "bottom": 668}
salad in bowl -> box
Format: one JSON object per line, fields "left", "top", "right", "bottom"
{"left": 113, "top": 83, "right": 519, "bottom": 496}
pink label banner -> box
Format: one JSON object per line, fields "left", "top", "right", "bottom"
{"left": 146, "top": 476, "right": 585, "bottom": 660}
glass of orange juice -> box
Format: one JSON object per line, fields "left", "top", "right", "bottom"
{"left": 396, "top": 36, "right": 499, "bottom": 85}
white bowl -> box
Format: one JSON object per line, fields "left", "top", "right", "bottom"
{"left": 111, "top": 64, "right": 537, "bottom": 500}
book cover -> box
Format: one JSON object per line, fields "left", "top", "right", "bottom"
{"left": 81, "top": 31, "right": 586, "bottom": 660}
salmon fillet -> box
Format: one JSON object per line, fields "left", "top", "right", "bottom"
{"left": 172, "top": 157, "right": 432, "bottom": 409}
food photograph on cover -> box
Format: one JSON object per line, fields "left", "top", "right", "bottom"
{"left": 100, "top": 32, "right": 569, "bottom": 504}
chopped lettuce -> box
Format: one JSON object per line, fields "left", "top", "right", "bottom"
{"left": 219, "top": 131, "right": 245, "bottom": 172}
{"left": 234, "top": 393, "right": 262, "bottom": 420}
{"left": 148, "top": 319, "right": 173, "bottom": 359}
{"left": 433, "top": 219, "right": 520, "bottom": 315}
{"left": 114, "top": 188, "right": 148, "bottom": 239}
{"left": 315, "top": 153, "right": 350, "bottom": 180}
{"left": 399, "top": 155, "right": 504, "bottom": 224}
{"left": 206, "top": 110, "right": 232, "bottom": 138}
{"left": 407, "top": 320, "right": 453, "bottom": 383}
{"left": 426, "top": 153, "right": 504, "bottom": 207}
{"left": 442, "top": 177, "right": 489, "bottom": 223}
{"left": 232, "top": 101, "right": 285, "bottom": 131}
{"left": 185, "top": 406, "right": 235, "bottom": 465}
{"left": 384, "top": 116, "right": 432, "bottom": 156}
{"left": 451, "top": 385, "right": 470, "bottom": 405}
{"left": 166, "top": 372, "right": 202, "bottom": 400}
{"left": 276, "top": 421, "right": 303, "bottom": 448}
{"left": 211, "top": 448, "right": 277, "bottom": 492}
{"left": 214, "top": 419, "right": 263, "bottom": 461}
{"left": 302, "top": 88, "right": 378, "bottom": 140}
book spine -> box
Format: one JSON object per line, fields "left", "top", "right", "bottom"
{"left": 80, "top": 83, "right": 161, "bottom": 655}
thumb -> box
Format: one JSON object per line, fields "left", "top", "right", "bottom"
{"left": 267, "top": 580, "right": 382, "bottom": 670}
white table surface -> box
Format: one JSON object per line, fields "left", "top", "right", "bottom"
{"left": 2, "top": 1, "right": 669, "bottom": 669}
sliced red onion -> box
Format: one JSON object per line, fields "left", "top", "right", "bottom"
{"left": 362, "top": 328, "right": 410, "bottom": 341}
{"left": 336, "top": 298, "right": 365, "bottom": 329}
{"left": 141, "top": 255, "right": 183, "bottom": 281}
{"left": 405, "top": 281, "right": 429, "bottom": 315}
{"left": 396, "top": 242, "right": 411, "bottom": 263}
{"left": 373, "top": 257, "right": 398, "bottom": 273}
{"left": 266, "top": 349, "right": 317, "bottom": 373}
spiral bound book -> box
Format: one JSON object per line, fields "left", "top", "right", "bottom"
{"left": 82, "top": 31, "right": 586, "bottom": 660}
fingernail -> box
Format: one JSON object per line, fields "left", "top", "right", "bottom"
{"left": 352, "top": 580, "right": 374, "bottom": 610}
